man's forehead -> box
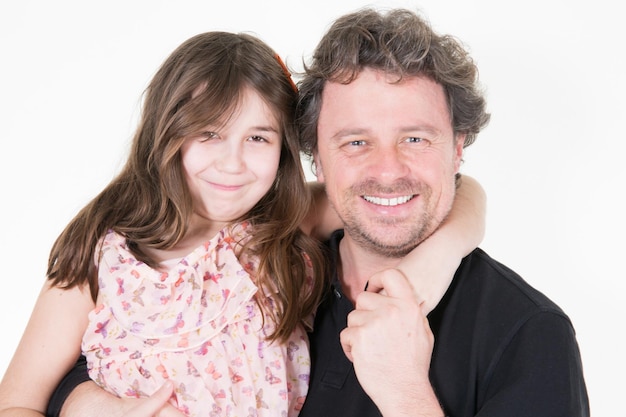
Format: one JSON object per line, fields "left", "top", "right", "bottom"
{"left": 318, "top": 69, "right": 451, "bottom": 134}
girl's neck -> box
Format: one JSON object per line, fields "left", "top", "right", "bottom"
{"left": 142, "top": 216, "right": 228, "bottom": 264}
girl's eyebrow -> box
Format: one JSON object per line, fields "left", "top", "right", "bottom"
{"left": 252, "top": 125, "right": 279, "bottom": 133}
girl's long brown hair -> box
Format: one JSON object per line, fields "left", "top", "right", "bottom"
{"left": 47, "top": 32, "right": 327, "bottom": 342}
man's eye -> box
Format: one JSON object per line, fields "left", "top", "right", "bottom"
{"left": 407, "top": 137, "right": 424, "bottom": 143}
{"left": 406, "top": 136, "right": 432, "bottom": 147}
{"left": 348, "top": 140, "right": 366, "bottom": 146}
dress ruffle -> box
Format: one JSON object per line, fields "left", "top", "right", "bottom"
{"left": 82, "top": 223, "right": 310, "bottom": 417}
{"left": 93, "top": 224, "right": 257, "bottom": 351}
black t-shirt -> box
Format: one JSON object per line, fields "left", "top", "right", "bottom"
{"left": 48, "top": 230, "right": 589, "bottom": 417}
{"left": 298, "top": 230, "right": 589, "bottom": 417}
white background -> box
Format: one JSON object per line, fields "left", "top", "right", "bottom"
{"left": 1, "top": 0, "right": 623, "bottom": 415}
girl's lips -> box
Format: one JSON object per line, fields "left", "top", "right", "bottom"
{"left": 208, "top": 182, "right": 243, "bottom": 191}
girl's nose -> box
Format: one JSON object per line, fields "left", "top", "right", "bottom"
{"left": 216, "top": 141, "right": 245, "bottom": 173}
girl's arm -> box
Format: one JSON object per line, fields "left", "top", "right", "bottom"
{"left": 0, "top": 281, "right": 94, "bottom": 416}
{"left": 396, "top": 175, "right": 486, "bottom": 313}
{"left": 301, "top": 181, "right": 343, "bottom": 241}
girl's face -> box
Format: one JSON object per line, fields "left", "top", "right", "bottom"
{"left": 181, "top": 87, "right": 282, "bottom": 235}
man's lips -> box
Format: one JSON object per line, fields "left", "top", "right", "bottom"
{"left": 361, "top": 194, "right": 415, "bottom": 206}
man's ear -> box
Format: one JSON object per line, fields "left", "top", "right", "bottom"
{"left": 453, "top": 134, "right": 465, "bottom": 173}
{"left": 313, "top": 152, "right": 325, "bottom": 182}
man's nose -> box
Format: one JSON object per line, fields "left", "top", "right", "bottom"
{"left": 368, "top": 144, "right": 410, "bottom": 181}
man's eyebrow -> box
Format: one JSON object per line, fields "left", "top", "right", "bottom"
{"left": 399, "top": 125, "right": 441, "bottom": 135}
{"left": 330, "top": 125, "right": 441, "bottom": 140}
{"left": 329, "top": 128, "right": 370, "bottom": 140}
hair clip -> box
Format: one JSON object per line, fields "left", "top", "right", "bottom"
{"left": 275, "top": 54, "right": 298, "bottom": 94}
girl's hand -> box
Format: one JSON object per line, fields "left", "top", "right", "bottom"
{"left": 61, "top": 381, "right": 185, "bottom": 417}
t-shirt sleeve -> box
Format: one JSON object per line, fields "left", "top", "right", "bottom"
{"left": 46, "top": 355, "right": 91, "bottom": 417}
{"left": 479, "top": 310, "right": 589, "bottom": 416}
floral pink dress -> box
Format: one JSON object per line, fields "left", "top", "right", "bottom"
{"left": 82, "top": 223, "right": 311, "bottom": 417}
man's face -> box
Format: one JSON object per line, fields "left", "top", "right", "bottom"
{"left": 315, "top": 68, "right": 464, "bottom": 257}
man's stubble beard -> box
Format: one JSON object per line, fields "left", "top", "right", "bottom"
{"left": 342, "top": 209, "right": 436, "bottom": 258}
{"left": 338, "top": 186, "right": 442, "bottom": 258}
{"left": 329, "top": 177, "right": 452, "bottom": 258}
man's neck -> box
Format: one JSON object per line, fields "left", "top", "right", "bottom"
{"left": 338, "top": 235, "right": 401, "bottom": 304}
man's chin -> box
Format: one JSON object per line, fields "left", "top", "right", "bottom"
{"left": 349, "top": 228, "right": 423, "bottom": 258}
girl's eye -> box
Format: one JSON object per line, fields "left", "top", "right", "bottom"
{"left": 248, "top": 135, "right": 268, "bottom": 143}
{"left": 198, "top": 131, "right": 219, "bottom": 142}
{"left": 199, "top": 131, "right": 219, "bottom": 141}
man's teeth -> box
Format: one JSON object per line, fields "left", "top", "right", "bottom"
{"left": 363, "top": 195, "right": 414, "bottom": 206}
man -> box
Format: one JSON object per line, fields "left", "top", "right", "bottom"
{"left": 48, "top": 8, "right": 589, "bottom": 417}
{"left": 294, "top": 7, "right": 589, "bottom": 417}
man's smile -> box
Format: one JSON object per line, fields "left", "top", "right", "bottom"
{"left": 362, "top": 194, "right": 415, "bottom": 206}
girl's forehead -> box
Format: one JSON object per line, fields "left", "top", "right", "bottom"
{"left": 198, "top": 87, "right": 282, "bottom": 131}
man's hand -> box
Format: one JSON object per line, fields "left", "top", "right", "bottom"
{"left": 340, "top": 268, "right": 443, "bottom": 417}
{"left": 61, "top": 381, "right": 185, "bottom": 417}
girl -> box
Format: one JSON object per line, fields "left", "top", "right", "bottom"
{"left": 0, "top": 31, "right": 485, "bottom": 417}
